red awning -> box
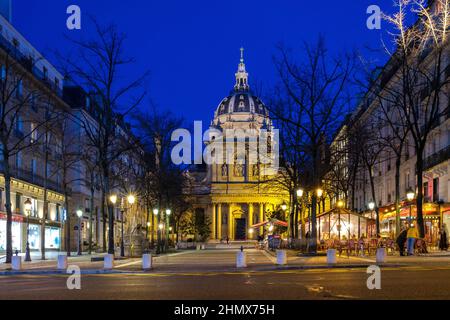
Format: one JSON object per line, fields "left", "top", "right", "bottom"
{"left": 250, "top": 219, "right": 288, "bottom": 228}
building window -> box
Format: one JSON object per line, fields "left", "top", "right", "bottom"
{"left": 433, "top": 178, "right": 439, "bottom": 202}
{"left": 15, "top": 151, "right": 22, "bottom": 169}
{"left": 15, "top": 193, "right": 21, "bottom": 213}
{"left": 424, "top": 182, "right": 429, "bottom": 201}
{"left": 0, "top": 65, "right": 6, "bottom": 81}
{"left": 16, "top": 79, "right": 23, "bottom": 98}
{"left": 31, "top": 159, "right": 36, "bottom": 176}
{"left": 30, "top": 122, "right": 37, "bottom": 143}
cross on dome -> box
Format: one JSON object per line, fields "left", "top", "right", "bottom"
{"left": 235, "top": 47, "right": 249, "bottom": 92}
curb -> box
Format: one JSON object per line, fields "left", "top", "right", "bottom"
{"left": 0, "top": 263, "right": 404, "bottom": 276}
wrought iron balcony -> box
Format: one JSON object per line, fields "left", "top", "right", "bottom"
{"left": 423, "top": 145, "right": 450, "bottom": 171}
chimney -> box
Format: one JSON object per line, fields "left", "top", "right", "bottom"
{"left": 0, "top": 0, "right": 11, "bottom": 23}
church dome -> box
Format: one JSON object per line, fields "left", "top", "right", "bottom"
{"left": 214, "top": 48, "right": 269, "bottom": 118}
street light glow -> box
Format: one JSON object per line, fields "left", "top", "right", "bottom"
{"left": 158, "top": 223, "right": 164, "bottom": 230}
{"left": 153, "top": 209, "right": 159, "bottom": 215}
{"left": 281, "top": 203, "right": 287, "bottom": 211}
{"left": 269, "top": 225, "right": 274, "bottom": 232}
{"left": 24, "top": 198, "right": 32, "bottom": 212}
{"left": 76, "top": 209, "right": 83, "bottom": 218}
{"left": 406, "top": 189, "right": 415, "bottom": 201}
{"left": 316, "top": 188, "right": 323, "bottom": 198}
{"left": 368, "top": 202, "right": 375, "bottom": 210}
{"left": 166, "top": 209, "right": 171, "bottom": 215}
{"left": 296, "top": 188, "right": 304, "bottom": 198}
{"left": 109, "top": 194, "right": 117, "bottom": 204}
{"left": 337, "top": 200, "right": 344, "bottom": 208}
{"left": 127, "top": 194, "right": 136, "bottom": 205}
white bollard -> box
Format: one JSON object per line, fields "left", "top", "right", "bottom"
{"left": 142, "top": 254, "right": 152, "bottom": 270}
{"left": 201, "top": 244, "right": 206, "bottom": 250}
{"left": 196, "top": 244, "right": 201, "bottom": 251}
{"left": 57, "top": 255, "right": 68, "bottom": 270}
{"left": 236, "top": 251, "right": 247, "bottom": 268}
{"left": 276, "top": 250, "right": 287, "bottom": 265}
{"left": 11, "top": 256, "right": 22, "bottom": 271}
{"left": 103, "top": 254, "right": 114, "bottom": 269}
{"left": 376, "top": 248, "right": 387, "bottom": 264}
{"left": 327, "top": 249, "right": 337, "bottom": 264}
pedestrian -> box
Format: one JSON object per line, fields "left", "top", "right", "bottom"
{"left": 305, "top": 231, "right": 311, "bottom": 253}
{"left": 406, "top": 222, "right": 419, "bottom": 256}
{"left": 439, "top": 224, "right": 448, "bottom": 251}
{"left": 226, "top": 236, "right": 229, "bottom": 245}
{"left": 396, "top": 227, "right": 408, "bottom": 256}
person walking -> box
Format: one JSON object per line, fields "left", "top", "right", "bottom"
{"left": 226, "top": 236, "right": 230, "bottom": 245}
{"left": 406, "top": 223, "right": 419, "bottom": 256}
{"left": 396, "top": 227, "right": 408, "bottom": 256}
{"left": 439, "top": 224, "right": 448, "bottom": 251}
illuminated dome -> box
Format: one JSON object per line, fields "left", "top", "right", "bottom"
{"left": 214, "top": 48, "right": 269, "bottom": 118}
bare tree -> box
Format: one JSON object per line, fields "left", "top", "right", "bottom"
{"left": 272, "top": 38, "right": 355, "bottom": 253}
{"left": 0, "top": 46, "right": 62, "bottom": 262}
{"left": 59, "top": 20, "right": 148, "bottom": 254}
{"left": 382, "top": 0, "right": 450, "bottom": 237}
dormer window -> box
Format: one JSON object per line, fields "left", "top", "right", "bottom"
{"left": 239, "top": 101, "right": 245, "bottom": 110}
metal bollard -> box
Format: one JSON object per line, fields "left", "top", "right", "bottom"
{"left": 327, "top": 249, "right": 337, "bottom": 264}
{"left": 142, "top": 254, "right": 152, "bottom": 270}
{"left": 57, "top": 255, "right": 68, "bottom": 270}
{"left": 376, "top": 248, "right": 386, "bottom": 264}
{"left": 276, "top": 250, "right": 287, "bottom": 265}
{"left": 11, "top": 256, "right": 22, "bottom": 271}
{"left": 236, "top": 251, "right": 247, "bottom": 268}
{"left": 103, "top": 254, "right": 114, "bottom": 269}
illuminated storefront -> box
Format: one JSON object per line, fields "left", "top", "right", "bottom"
{"left": 306, "top": 208, "right": 376, "bottom": 241}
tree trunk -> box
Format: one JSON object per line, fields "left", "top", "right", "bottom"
{"left": 41, "top": 149, "right": 49, "bottom": 260}
{"left": 368, "top": 169, "right": 380, "bottom": 236}
{"left": 395, "top": 156, "right": 402, "bottom": 237}
{"left": 310, "top": 194, "right": 317, "bottom": 253}
{"left": 89, "top": 183, "right": 95, "bottom": 255}
{"left": 416, "top": 149, "right": 425, "bottom": 238}
{"left": 101, "top": 191, "right": 106, "bottom": 252}
{"left": 104, "top": 171, "right": 115, "bottom": 255}
{"left": 64, "top": 189, "right": 71, "bottom": 256}
{"left": 4, "top": 155, "right": 13, "bottom": 263}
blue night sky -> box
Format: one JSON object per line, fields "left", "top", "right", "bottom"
{"left": 16, "top": 0, "right": 395, "bottom": 127}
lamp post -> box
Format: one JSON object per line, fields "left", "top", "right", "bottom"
{"left": 154, "top": 209, "right": 160, "bottom": 254}
{"left": 24, "top": 198, "right": 32, "bottom": 262}
{"left": 165, "top": 209, "right": 171, "bottom": 252}
{"left": 76, "top": 208, "right": 83, "bottom": 256}
{"left": 120, "top": 194, "right": 136, "bottom": 258}
{"left": 296, "top": 188, "right": 304, "bottom": 239}
{"left": 368, "top": 201, "right": 375, "bottom": 237}
{"left": 406, "top": 189, "right": 415, "bottom": 226}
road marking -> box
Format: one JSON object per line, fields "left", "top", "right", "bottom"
{"left": 261, "top": 250, "right": 276, "bottom": 264}
{"left": 114, "top": 250, "right": 196, "bottom": 269}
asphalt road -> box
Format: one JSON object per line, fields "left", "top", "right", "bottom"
{"left": 1, "top": 266, "right": 450, "bottom": 300}
{"left": 2, "top": 249, "right": 450, "bottom": 300}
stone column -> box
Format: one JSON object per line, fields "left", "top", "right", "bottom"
{"left": 248, "top": 203, "right": 254, "bottom": 240}
{"left": 259, "top": 203, "right": 265, "bottom": 236}
{"left": 228, "top": 204, "right": 233, "bottom": 240}
{"left": 217, "top": 204, "right": 222, "bottom": 240}
{"left": 211, "top": 204, "right": 216, "bottom": 240}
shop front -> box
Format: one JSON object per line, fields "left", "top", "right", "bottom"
{"left": 306, "top": 208, "right": 376, "bottom": 241}
{"left": 379, "top": 202, "right": 444, "bottom": 244}
{"left": 0, "top": 214, "right": 23, "bottom": 252}
{"left": 0, "top": 213, "right": 62, "bottom": 253}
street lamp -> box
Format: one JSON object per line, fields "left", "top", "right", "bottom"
{"left": 109, "top": 194, "right": 118, "bottom": 205}
{"left": 165, "top": 209, "right": 171, "bottom": 251}
{"left": 281, "top": 202, "right": 287, "bottom": 211}
{"left": 337, "top": 200, "right": 344, "bottom": 208}
{"left": 316, "top": 188, "right": 324, "bottom": 198}
{"left": 76, "top": 208, "right": 83, "bottom": 256}
{"left": 24, "top": 198, "right": 32, "bottom": 262}
{"left": 296, "top": 188, "right": 304, "bottom": 198}
{"left": 406, "top": 188, "right": 415, "bottom": 225}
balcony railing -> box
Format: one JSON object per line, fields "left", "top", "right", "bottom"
{"left": 423, "top": 145, "right": 450, "bottom": 170}
{"left": 0, "top": 32, "right": 63, "bottom": 97}
{"left": 0, "top": 162, "right": 64, "bottom": 194}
